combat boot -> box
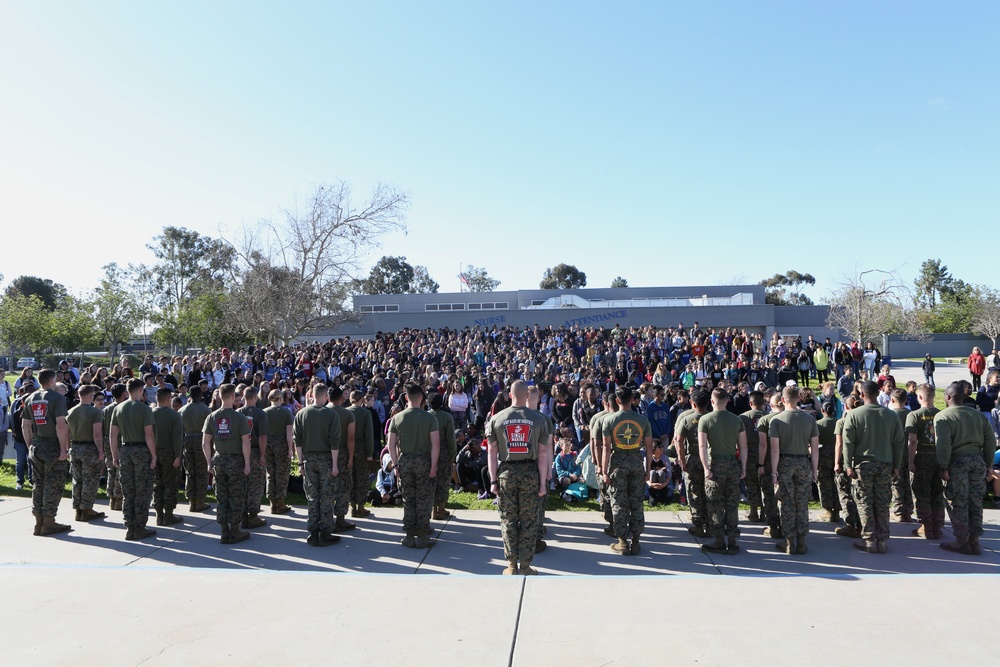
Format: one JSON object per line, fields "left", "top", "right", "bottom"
{"left": 353, "top": 504, "right": 371, "bottom": 518}
{"left": 220, "top": 524, "right": 232, "bottom": 545}
{"left": 319, "top": 531, "right": 341, "bottom": 546}
{"left": 228, "top": 523, "right": 250, "bottom": 544}
{"left": 940, "top": 540, "right": 972, "bottom": 555}
{"left": 414, "top": 534, "right": 435, "bottom": 548}
{"left": 80, "top": 508, "right": 106, "bottom": 522}
{"left": 520, "top": 564, "right": 538, "bottom": 575}
{"left": 834, "top": 524, "right": 858, "bottom": 538}
{"left": 776, "top": 537, "right": 795, "bottom": 554}
{"left": 726, "top": 538, "right": 740, "bottom": 555}
{"left": 125, "top": 525, "right": 135, "bottom": 541}
{"left": 400, "top": 532, "right": 417, "bottom": 548}
{"left": 969, "top": 537, "right": 982, "bottom": 556}
{"left": 687, "top": 525, "right": 708, "bottom": 538}
{"left": 436, "top": 501, "right": 451, "bottom": 520}
{"left": 502, "top": 560, "right": 518, "bottom": 575}
{"left": 701, "top": 537, "right": 727, "bottom": 553}
{"left": 334, "top": 516, "right": 356, "bottom": 532}
{"left": 75, "top": 509, "right": 83, "bottom": 521}
{"left": 630, "top": 534, "right": 641, "bottom": 555}
{"left": 603, "top": 525, "right": 616, "bottom": 537}
{"left": 110, "top": 498, "right": 121, "bottom": 511}
{"left": 748, "top": 507, "right": 760, "bottom": 522}
{"left": 273, "top": 498, "right": 291, "bottom": 514}
{"left": 900, "top": 513, "right": 914, "bottom": 523}
{"left": 830, "top": 510, "right": 842, "bottom": 523}
{"left": 931, "top": 508, "right": 946, "bottom": 539}
{"left": 162, "top": 511, "right": 182, "bottom": 526}
{"left": 763, "top": 525, "right": 784, "bottom": 539}
{"left": 611, "top": 537, "right": 630, "bottom": 554}
{"left": 191, "top": 499, "right": 211, "bottom": 512}
{"left": 796, "top": 534, "right": 808, "bottom": 555}
{"left": 817, "top": 509, "right": 832, "bottom": 522}
{"left": 130, "top": 526, "right": 156, "bottom": 541}
{"left": 33, "top": 514, "right": 43, "bottom": 536}
{"left": 876, "top": 539, "right": 887, "bottom": 554}
{"left": 853, "top": 539, "right": 877, "bottom": 553}
{"left": 39, "top": 516, "right": 72, "bottom": 536}
{"left": 243, "top": 512, "right": 267, "bottom": 529}
{"left": 155, "top": 509, "right": 165, "bottom": 526}
{"left": 534, "top": 539, "right": 547, "bottom": 554}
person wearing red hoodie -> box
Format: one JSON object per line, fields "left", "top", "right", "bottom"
{"left": 968, "top": 347, "right": 986, "bottom": 391}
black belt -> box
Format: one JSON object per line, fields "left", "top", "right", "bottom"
{"left": 71, "top": 440, "right": 96, "bottom": 445}
{"left": 500, "top": 459, "right": 537, "bottom": 465}
{"left": 122, "top": 442, "right": 146, "bottom": 447}
{"left": 184, "top": 433, "right": 202, "bottom": 438}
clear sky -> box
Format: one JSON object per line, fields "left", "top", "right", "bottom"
{"left": 1, "top": 1, "right": 997, "bottom": 302}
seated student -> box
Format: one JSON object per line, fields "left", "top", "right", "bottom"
{"left": 456, "top": 438, "right": 490, "bottom": 497}
{"left": 371, "top": 454, "right": 402, "bottom": 507}
{"left": 554, "top": 438, "right": 582, "bottom": 488}
{"left": 647, "top": 442, "right": 673, "bottom": 504}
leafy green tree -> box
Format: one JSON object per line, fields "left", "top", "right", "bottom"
{"left": 355, "top": 256, "right": 437, "bottom": 294}
{"left": 760, "top": 270, "right": 815, "bottom": 306}
{"left": 48, "top": 295, "right": 102, "bottom": 355}
{"left": 460, "top": 265, "right": 501, "bottom": 292}
{"left": 610, "top": 276, "right": 629, "bottom": 289}
{"left": 539, "top": 264, "right": 587, "bottom": 289}
{"left": 92, "top": 264, "right": 143, "bottom": 359}
{"left": 0, "top": 292, "right": 52, "bottom": 368}
{"left": 5, "top": 275, "right": 68, "bottom": 311}
{"left": 913, "top": 259, "right": 953, "bottom": 309}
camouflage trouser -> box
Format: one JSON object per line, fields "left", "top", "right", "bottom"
{"left": 892, "top": 466, "right": 913, "bottom": 517}
{"left": 684, "top": 454, "right": 707, "bottom": 530}
{"left": 497, "top": 461, "right": 541, "bottom": 564}
{"left": 609, "top": 453, "right": 646, "bottom": 539}
{"left": 29, "top": 441, "right": 67, "bottom": 518}
{"left": 944, "top": 454, "right": 987, "bottom": 542}
{"left": 335, "top": 446, "right": 352, "bottom": 517}
{"left": 119, "top": 446, "right": 154, "bottom": 529}
{"left": 777, "top": 456, "right": 812, "bottom": 538}
{"left": 213, "top": 453, "right": 247, "bottom": 526}
{"left": 353, "top": 449, "right": 372, "bottom": 506}
{"left": 761, "top": 452, "right": 778, "bottom": 527}
{"left": 910, "top": 450, "right": 944, "bottom": 528}
{"left": 817, "top": 448, "right": 841, "bottom": 512}
{"left": 265, "top": 436, "right": 291, "bottom": 502}
{"left": 301, "top": 455, "right": 337, "bottom": 533}
{"left": 855, "top": 460, "right": 892, "bottom": 543}
{"left": 705, "top": 459, "right": 742, "bottom": 540}
{"left": 537, "top": 486, "right": 546, "bottom": 541}
{"left": 744, "top": 445, "right": 761, "bottom": 510}
{"left": 183, "top": 435, "right": 208, "bottom": 501}
{"left": 103, "top": 438, "right": 122, "bottom": 500}
{"left": 70, "top": 443, "right": 102, "bottom": 510}
{"left": 599, "top": 480, "right": 612, "bottom": 524}
{"left": 246, "top": 448, "right": 266, "bottom": 514}
{"left": 398, "top": 452, "right": 434, "bottom": 535}
{"left": 836, "top": 471, "right": 860, "bottom": 526}
{"left": 152, "top": 454, "right": 180, "bottom": 512}
{"left": 434, "top": 451, "right": 452, "bottom": 504}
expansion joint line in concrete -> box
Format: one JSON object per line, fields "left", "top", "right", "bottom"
{"left": 508, "top": 577, "right": 526, "bottom": 667}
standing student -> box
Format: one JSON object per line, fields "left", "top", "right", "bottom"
{"left": 109, "top": 378, "right": 157, "bottom": 541}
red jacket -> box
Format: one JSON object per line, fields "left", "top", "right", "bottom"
{"left": 968, "top": 353, "right": 986, "bottom": 375}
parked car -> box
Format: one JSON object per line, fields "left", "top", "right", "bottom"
{"left": 16, "top": 357, "right": 40, "bottom": 370}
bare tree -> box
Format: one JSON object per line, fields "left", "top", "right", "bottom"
{"left": 971, "top": 289, "right": 1000, "bottom": 350}
{"left": 826, "top": 267, "right": 924, "bottom": 344}
{"left": 222, "top": 181, "right": 408, "bottom": 342}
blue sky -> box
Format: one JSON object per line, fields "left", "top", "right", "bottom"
{"left": 1, "top": 1, "right": 997, "bottom": 302}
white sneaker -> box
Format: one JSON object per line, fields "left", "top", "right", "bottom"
{"left": 15, "top": 483, "right": 23, "bottom": 491}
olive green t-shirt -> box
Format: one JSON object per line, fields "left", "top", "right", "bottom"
{"left": 348, "top": 404, "right": 375, "bottom": 459}
{"left": 103, "top": 402, "right": 121, "bottom": 445}
{"left": 486, "top": 406, "right": 550, "bottom": 462}
{"left": 429, "top": 408, "right": 457, "bottom": 460}
{"left": 238, "top": 404, "right": 269, "bottom": 449}
{"left": 330, "top": 404, "right": 356, "bottom": 458}
{"left": 757, "top": 411, "right": 780, "bottom": 463}
{"left": 842, "top": 404, "right": 904, "bottom": 468}
{"left": 293, "top": 403, "right": 341, "bottom": 454}
{"left": 602, "top": 409, "right": 651, "bottom": 457}
{"left": 112, "top": 399, "right": 154, "bottom": 444}
{"left": 892, "top": 408, "right": 908, "bottom": 431}
{"left": 816, "top": 416, "right": 837, "bottom": 449}
{"left": 739, "top": 409, "right": 765, "bottom": 439}
{"left": 698, "top": 409, "right": 745, "bottom": 461}
{"left": 264, "top": 405, "right": 294, "bottom": 439}
{"left": 26, "top": 388, "right": 68, "bottom": 442}
{"left": 67, "top": 403, "right": 102, "bottom": 443}
{"left": 905, "top": 407, "right": 939, "bottom": 451}
{"left": 588, "top": 409, "right": 608, "bottom": 445}
{"left": 389, "top": 407, "right": 439, "bottom": 455}
{"left": 674, "top": 409, "right": 703, "bottom": 459}
{"left": 152, "top": 405, "right": 183, "bottom": 458}
{"left": 179, "top": 400, "right": 212, "bottom": 436}
{"left": 934, "top": 405, "right": 996, "bottom": 469}
{"left": 768, "top": 410, "right": 819, "bottom": 456}
{"left": 203, "top": 407, "right": 250, "bottom": 455}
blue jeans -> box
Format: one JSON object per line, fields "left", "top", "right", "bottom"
{"left": 13, "top": 440, "right": 32, "bottom": 484}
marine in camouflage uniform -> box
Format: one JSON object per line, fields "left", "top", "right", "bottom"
{"left": 151, "top": 388, "right": 184, "bottom": 526}
{"left": 238, "top": 388, "right": 270, "bottom": 529}
{"left": 756, "top": 396, "right": 783, "bottom": 536}
{"left": 102, "top": 384, "right": 129, "bottom": 511}
{"left": 934, "top": 383, "right": 996, "bottom": 555}
{"left": 293, "top": 385, "right": 341, "bottom": 546}
{"left": 768, "top": 386, "right": 820, "bottom": 555}
{"left": 110, "top": 379, "right": 157, "bottom": 541}
{"left": 178, "top": 387, "right": 212, "bottom": 511}
{"left": 348, "top": 393, "right": 376, "bottom": 517}
{"left": 738, "top": 394, "right": 766, "bottom": 522}
{"left": 700, "top": 389, "right": 748, "bottom": 554}
{"left": 486, "top": 380, "right": 551, "bottom": 574}
{"left": 67, "top": 385, "right": 105, "bottom": 522}
{"left": 264, "top": 391, "right": 294, "bottom": 514}
{"left": 428, "top": 392, "right": 456, "bottom": 519}
{"left": 202, "top": 383, "right": 252, "bottom": 545}
{"left": 905, "top": 387, "right": 942, "bottom": 539}
{"left": 602, "top": 387, "right": 653, "bottom": 555}
{"left": 22, "top": 371, "right": 72, "bottom": 536}
{"left": 833, "top": 415, "right": 861, "bottom": 537}
{"left": 815, "top": 406, "right": 842, "bottom": 521}
{"left": 675, "top": 388, "right": 710, "bottom": 537}
{"left": 843, "top": 382, "right": 905, "bottom": 554}
{"left": 890, "top": 401, "right": 915, "bottom": 522}
{"left": 588, "top": 395, "right": 613, "bottom": 533}
{"left": 329, "top": 388, "right": 357, "bottom": 531}
{"left": 388, "top": 384, "right": 440, "bottom": 548}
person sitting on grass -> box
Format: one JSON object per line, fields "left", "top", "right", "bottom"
{"left": 647, "top": 442, "right": 673, "bottom": 504}
{"left": 554, "top": 438, "right": 582, "bottom": 488}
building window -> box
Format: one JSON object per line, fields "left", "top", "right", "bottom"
{"left": 481, "top": 302, "right": 494, "bottom": 310}
{"left": 386, "top": 305, "right": 398, "bottom": 312}
{"left": 531, "top": 299, "right": 545, "bottom": 306}
{"left": 452, "top": 303, "right": 465, "bottom": 311}
{"left": 360, "top": 305, "right": 373, "bottom": 313}
{"left": 425, "top": 304, "right": 438, "bottom": 311}
{"left": 469, "top": 303, "right": 482, "bottom": 310}
{"left": 439, "top": 304, "right": 452, "bottom": 311}
{"left": 494, "top": 302, "right": 509, "bottom": 310}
